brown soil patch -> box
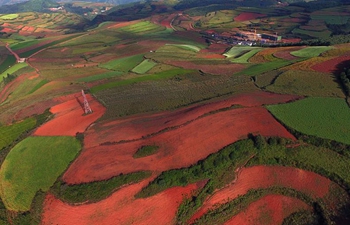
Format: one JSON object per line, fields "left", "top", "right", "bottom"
{"left": 166, "top": 60, "right": 245, "bottom": 75}
{"left": 234, "top": 12, "right": 266, "bottom": 22}
{"left": 273, "top": 47, "right": 303, "bottom": 60}
{"left": 63, "top": 92, "right": 299, "bottom": 184}
{"left": 311, "top": 55, "right": 350, "bottom": 73}
{"left": 190, "top": 165, "right": 334, "bottom": 222}
{"left": 33, "top": 93, "right": 105, "bottom": 136}
{"left": 42, "top": 178, "right": 200, "bottom": 225}
{"left": 196, "top": 53, "right": 226, "bottom": 59}
{"left": 224, "top": 195, "right": 311, "bottom": 225}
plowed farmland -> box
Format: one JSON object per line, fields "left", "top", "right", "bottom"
{"left": 63, "top": 92, "right": 298, "bottom": 184}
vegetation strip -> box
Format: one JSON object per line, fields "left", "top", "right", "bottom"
{"left": 51, "top": 171, "right": 152, "bottom": 204}
{"left": 192, "top": 187, "right": 328, "bottom": 225}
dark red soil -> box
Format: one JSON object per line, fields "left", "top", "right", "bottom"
{"left": 234, "top": 12, "right": 266, "bottom": 22}
{"left": 311, "top": 55, "right": 350, "bottom": 73}
{"left": 273, "top": 47, "right": 303, "bottom": 60}
{"left": 224, "top": 195, "right": 311, "bottom": 225}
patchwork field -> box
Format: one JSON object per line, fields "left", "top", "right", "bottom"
{"left": 1, "top": 1, "right": 350, "bottom": 224}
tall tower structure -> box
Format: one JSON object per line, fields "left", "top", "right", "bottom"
{"left": 82, "top": 90, "right": 93, "bottom": 114}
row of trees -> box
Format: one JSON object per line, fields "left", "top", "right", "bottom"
{"left": 2, "top": 73, "right": 16, "bottom": 84}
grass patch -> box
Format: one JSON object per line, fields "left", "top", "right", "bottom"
{"left": 266, "top": 70, "right": 344, "bottom": 97}
{"left": 0, "top": 118, "right": 36, "bottom": 151}
{"left": 165, "top": 44, "right": 201, "bottom": 52}
{"left": 0, "top": 55, "right": 16, "bottom": 75}
{"left": 119, "top": 21, "right": 163, "bottom": 34}
{"left": 0, "top": 63, "right": 28, "bottom": 80}
{"left": 267, "top": 97, "right": 350, "bottom": 145}
{"left": 27, "top": 79, "right": 49, "bottom": 94}
{"left": 99, "top": 54, "right": 144, "bottom": 72}
{"left": 77, "top": 71, "right": 123, "bottom": 82}
{"left": 131, "top": 59, "right": 157, "bottom": 74}
{"left": 224, "top": 46, "right": 256, "bottom": 58}
{"left": 91, "top": 68, "right": 195, "bottom": 93}
{"left": 10, "top": 40, "right": 40, "bottom": 51}
{"left": 231, "top": 48, "right": 262, "bottom": 63}
{"left": 133, "top": 145, "right": 159, "bottom": 158}
{"left": 291, "top": 46, "right": 333, "bottom": 58}
{"left": 0, "top": 14, "right": 18, "bottom": 20}
{"left": 51, "top": 171, "right": 151, "bottom": 204}
{"left": 292, "top": 28, "right": 332, "bottom": 39}
{"left": 0, "top": 136, "right": 81, "bottom": 211}
{"left": 237, "top": 60, "right": 292, "bottom": 76}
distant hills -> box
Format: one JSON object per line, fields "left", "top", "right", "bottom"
{"left": 0, "top": 0, "right": 349, "bottom": 15}
{"left": 0, "top": 0, "right": 58, "bottom": 13}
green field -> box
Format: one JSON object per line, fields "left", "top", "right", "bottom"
{"left": 77, "top": 71, "right": 123, "bottom": 82}
{"left": 224, "top": 46, "right": 258, "bottom": 58}
{"left": 119, "top": 21, "right": 163, "bottom": 34}
{"left": 10, "top": 40, "right": 40, "bottom": 51}
{"left": 290, "top": 46, "right": 332, "bottom": 58}
{"left": 0, "top": 14, "right": 18, "bottom": 20}
{"left": 165, "top": 44, "right": 201, "bottom": 52}
{"left": 0, "top": 63, "right": 28, "bottom": 80}
{"left": 266, "top": 70, "right": 344, "bottom": 97}
{"left": 311, "top": 15, "right": 350, "bottom": 25}
{"left": 91, "top": 68, "right": 195, "bottom": 93}
{"left": 99, "top": 54, "right": 144, "bottom": 72}
{"left": 0, "top": 136, "right": 81, "bottom": 211}
{"left": 27, "top": 79, "right": 49, "bottom": 94}
{"left": 0, "top": 55, "right": 16, "bottom": 74}
{"left": 0, "top": 118, "right": 36, "bottom": 151}
{"left": 292, "top": 28, "right": 332, "bottom": 39}
{"left": 238, "top": 60, "right": 291, "bottom": 76}
{"left": 131, "top": 59, "right": 157, "bottom": 74}
{"left": 267, "top": 97, "right": 350, "bottom": 144}
{"left": 231, "top": 48, "right": 262, "bottom": 63}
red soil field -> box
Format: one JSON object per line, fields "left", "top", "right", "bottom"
{"left": 165, "top": 60, "right": 245, "bottom": 75}
{"left": 190, "top": 165, "right": 337, "bottom": 222}
{"left": 42, "top": 178, "right": 200, "bottom": 225}
{"left": 311, "top": 55, "right": 350, "bottom": 73}
{"left": 273, "top": 47, "right": 303, "bottom": 60}
{"left": 196, "top": 53, "right": 226, "bottom": 59}
{"left": 83, "top": 91, "right": 300, "bottom": 148}
{"left": 207, "top": 43, "right": 230, "bottom": 54}
{"left": 234, "top": 12, "right": 266, "bottom": 22}
{"left": 224, "top": 195, "right": 311, "bottom": 225}
{"left": 33, "top": 93, "right": 105, "bottom": 136}
{"left": 152, "top": 13, "right": 176, "bottom": 28}
{"left": 63, "top": 105, "right": 297, "bottom": 184}
{"left": 0, "top": 27, "right": 16, "bottom": 33}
